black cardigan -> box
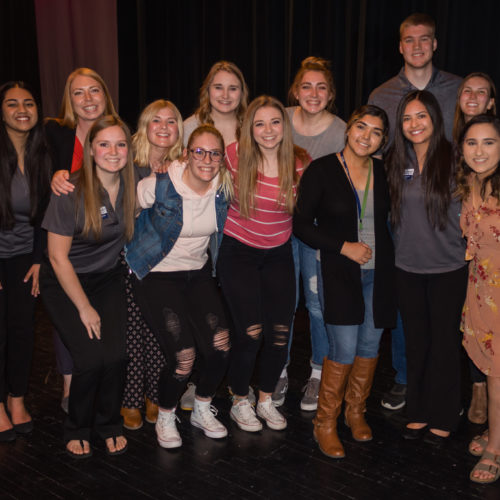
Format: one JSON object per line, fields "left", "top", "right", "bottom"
{"left": 293, "top": 153, "right": 396, "bottom": 328}
{"left": 44, "top": 119, "right": 77, "bottom": 175}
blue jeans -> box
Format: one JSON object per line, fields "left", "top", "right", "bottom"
{"left": 318, "top": 266, "right": 383, "bottom": 365}
{"left": 391, "top": 310, "right": 407, "bottom": 384}
{"left": 289, "top": 236, "right": 329, "bottom": 369}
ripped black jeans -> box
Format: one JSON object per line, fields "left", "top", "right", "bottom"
{"left": 217, "top": 236, "right": 295, "bottom": 396}
{"left": 132, "top": 261, "right": 230, "bottom": 409}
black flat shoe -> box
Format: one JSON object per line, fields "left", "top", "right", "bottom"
{"left": 0, "top": 427, "right": 16, "bottom": 442}
{"left": 402, "top": 425, "right": 428, "bottom": 440}
{"left": 423, "top": 430, "right": 449, "bottom": 447}
{"left": 13, "top": 420, "right": 33, "bottom": 434}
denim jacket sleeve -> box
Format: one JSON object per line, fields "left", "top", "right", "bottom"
{"left": 125, "top": 172, "right": 183, "bottom": 279}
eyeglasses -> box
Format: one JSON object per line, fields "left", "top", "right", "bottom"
{"left": 189, "top": 148, "right": 224, "bottom": 163}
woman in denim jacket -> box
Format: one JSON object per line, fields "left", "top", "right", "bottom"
{"left": 126, "top": 124, "right": 233, "bottom": 449}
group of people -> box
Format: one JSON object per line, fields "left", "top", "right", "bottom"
{"left": 0, "top": 11, "right": 499, "bottom": 485}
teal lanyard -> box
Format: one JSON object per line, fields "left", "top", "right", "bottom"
{"left": 339, "top": 151, "right": 372, "bottom": 232}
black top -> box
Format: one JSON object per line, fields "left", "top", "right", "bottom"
{"left": 44, "top": 119, "right": 76, "bottom": 174}
{"left": 42, "top": 172, "right": 126, "bottom": 274}
{"left": 293, "top": 154, "right": 396, "bottom": 327}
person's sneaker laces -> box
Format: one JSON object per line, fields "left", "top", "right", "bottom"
{"left": 190, "top": 400, "right": 228, "bottom": 439}
{"left": 257, "top": 396, "right": 287, "bottom": 430}
{"left": 155, "top": 410, "right": 182, "bottom": 448}
{"left": 230, "top": 398, "right": 263, "bottom": 432}
{"left": 180, "top": 382, "right": 196, "bottom": 411}
{"left": 380, "top": 383, "right": 407, "bottom": 410}
{"left": 300, "top": 377, "right": 320, "bottom": 411}
{"left": 271, "top": 376, "right": 288, "bottom": 407}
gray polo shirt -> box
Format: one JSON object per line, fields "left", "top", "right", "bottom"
{"left": 368, "top": 66, "right": 462, "bottom": 151}
{"left": 393, "top": 153, "right": 465, "bottom": 273}
{"left": 42, "top": 176, "right": 126, "bottom": 273}
{"left": 0, "top": 168, "right": 34, "bottom": 258}
{"left": 286, "top": 107, "right": 346, "bottom": 160}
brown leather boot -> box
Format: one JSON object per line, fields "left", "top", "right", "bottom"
{"left": 121, "top": 407, "right": 143, "bottom": 430}
{"left": 145, "top": 396, "right": 159, "bottom": 424}
{"left": 313, "top": 358, "right": 352, "bottom": 458}
{"left": 344, "top": 356, "right": 378, "bottom": 441}
{"left": 468, "top": 382, "right": 487, "bottom": 424}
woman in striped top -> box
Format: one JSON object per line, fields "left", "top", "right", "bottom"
{"left": 217, "top": 95, "right": 309, "bottom": 432}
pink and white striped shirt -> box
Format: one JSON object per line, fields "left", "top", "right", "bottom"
{"left": 224, "top": 141, "right": 306, "bottom": 249}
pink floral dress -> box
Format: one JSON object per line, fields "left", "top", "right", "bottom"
{"left": 461, "top": 193, "right": 500, "bottom": 376}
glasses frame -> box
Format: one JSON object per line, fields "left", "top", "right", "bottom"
{"left": 189, "top": 147, "right": 224, "bottom": 163}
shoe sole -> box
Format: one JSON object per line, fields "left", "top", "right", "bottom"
{"left": 180, "top": 404, "right": 193, "bottom": 411}
{"left": 191, "top": 418, "right": 228, "bottom": 439}
{"left": 380, "top": 400, "right": 406, "bottom": 410}
{"left": 300, "top": 401, "right": 318, "bottom": 411}
{"left": 145, "top": 416, "right": 157, "bottom": 424}
{"left": 230, "top": 412, "right": 262, "bottom": 432}
{"left": 157, "top": 437, "right": 182, "bottom": 448}
{"left": 123, "top": 421, "right": 143, "bottom": 431}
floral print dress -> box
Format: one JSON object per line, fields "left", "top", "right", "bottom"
{"left": 461, "top": 192, "right": 500, "bottom": 376}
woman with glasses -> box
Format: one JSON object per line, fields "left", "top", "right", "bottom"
{"left": 126, "top": 125, "right": 233, "bottom": 449}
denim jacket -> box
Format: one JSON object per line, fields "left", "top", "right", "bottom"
{"left": 125, "top": 171, "right": 229, "bottom": 279}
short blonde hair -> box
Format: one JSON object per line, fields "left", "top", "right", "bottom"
{"left": 58, "top": 68, "right": 118, "bottom": 128}
{"left": 132, "top": 100, "right": 184, "bottom": 167}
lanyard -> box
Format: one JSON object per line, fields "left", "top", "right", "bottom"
{"left": 339, "top": 150, "right": 372, "bottom": 231}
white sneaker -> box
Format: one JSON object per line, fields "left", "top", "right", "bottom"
{"left": 257, "top": 397, "right": 287, "bottom": 430}
{"left": 155, "top": 409, "right": 182, "bottom": 448}
{"left": 191, "top": 399, "right": 228, "bottom": 439}
{"left": 180, "top": 382, "right": 196, "bottom": 411}
{"left": 230, "top": 399, "right": 263, "bottom": 432}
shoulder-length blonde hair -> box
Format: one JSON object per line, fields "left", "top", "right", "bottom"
{"left": 452, "top": 72, "right": 497, "bottom": 144}
{"left": 288, "top": 56, "right": 337, "bottom": 113}
{"left": 132, "top": 100, "right": 183, "bottom": 167}
{"left": 77, "top": 115, "right": 136, "bottom": 241}
{"left": 186, "top": 124, "right": 233, "bottom": 200}
{"left": 237, "top": 95, "right": 308, "bottom": 218}
{"left": 57, "top": 68, "right": 118, "bottom": 128}
{"left": 195, "top": 61, "right": 249, "bottom": 138}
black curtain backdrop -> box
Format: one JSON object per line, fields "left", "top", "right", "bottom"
{"left": 2, "top": 0, "right": 500, "bottom": 130}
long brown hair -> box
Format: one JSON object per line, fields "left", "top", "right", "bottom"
{"left": 452, "top": 72, "right": 497, "bottom": 144}
{"left": 237, "top": 95, "right": 308, "bottom": 218}
{"left": 194, "top": 61, "right": 249, "bottom": 139}
{"left": 78, "top": 115, "right": 135, "bottom": 240}
{"left": 56, "top": 68, "right": 118, "bottom": 128}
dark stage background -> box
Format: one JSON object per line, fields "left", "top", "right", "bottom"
{"left": 2, "top": 0, "right": 499, "bottom": 129}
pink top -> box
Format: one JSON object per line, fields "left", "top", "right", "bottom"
{"left": 224, "top": 141, "right": 306, "bottom": 249}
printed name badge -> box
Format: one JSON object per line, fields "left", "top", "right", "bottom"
{"left": 404, "top": 168, "right": 414, "bottom": 180}
{"left": 100, "top": 206, "right": 109, "bottom": 219}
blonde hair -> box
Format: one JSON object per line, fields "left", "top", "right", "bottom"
{"left": 195, "top": 61, "right": 249, "bottom": 139}
{"left": 288, "top": 56, "right": 336, "bottom": 113}
{"left": 132, "top": 100, "right": 183, "bottom": 167}
{"left": 187, "top": 124, "right": 233, "bottom": 200}
{"left": 57, "top": 68, "right": 118, "bottom": 128}
{"left": 78, "top": 115, "right": 136, "bottom": 241}
{"left": 237, "top": 95, "right": 308, "bottom": 218}
{"left": 399, "top": 13, "right": 436, "bottom": 38}
{"left": 452, "top": 72, "right": 497, "bottom": 144}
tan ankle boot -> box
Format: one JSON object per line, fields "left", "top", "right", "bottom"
{"left": 121, "top": 407, "right": 143, "bottom": 430}
{"left": 313, "top": 358, "right": 352, "bottom": 458}
{"left": 468, "top": 382, "right": 487, "bottom": 425}
{"left": 344, "top": 356, "right": 378, "bottom": 442}
{"left": 145, "top": 396, "right": 159, "bottom": 424}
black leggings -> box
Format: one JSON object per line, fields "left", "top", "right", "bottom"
{"left": 40, "top": 262, "right": 127, "bottom": 441}
{"left": 217, "top": 236, "right": 295, "bottom": 396}
{"left": 132, "top": 262, "right": 230, "bottom": 409}
{"left": 397, "top": 265, "right": 468, "bottom": 432}
{"left": 0, "top": 253, "right": 36, "bottom": 402}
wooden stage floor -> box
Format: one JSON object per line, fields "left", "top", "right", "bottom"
{"left": 1, "top": 304, "right": 499, "bottom": 500}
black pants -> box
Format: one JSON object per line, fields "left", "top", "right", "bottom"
{"left": 396, "top": 265, "right": 468, "bottom": 432}
{"left": 40, "top": 262, "right": 127, "bottom": 441}
{"left": 132, "top": 262, "right": 230, "bottom": 409}
{"left": 217, "top": 236, "right": 295, "bottom": 396}
{"left": 0, "top": 253, "right": 36, "bottom": 402}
